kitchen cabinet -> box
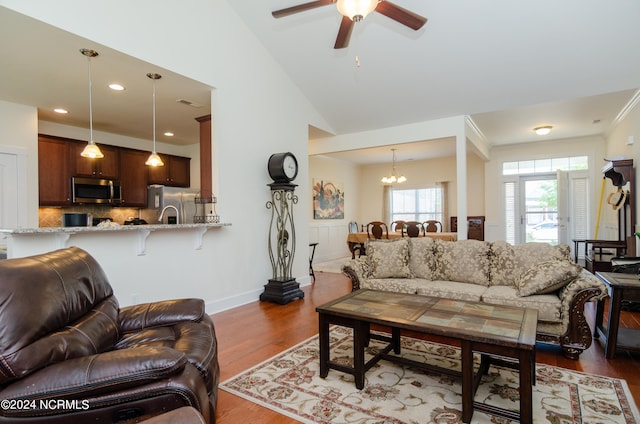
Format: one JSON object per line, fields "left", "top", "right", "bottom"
{"left": 119, "top": 149, "right": 149, "bottom": 207}
{"left": 38, "top": 135, "right": 72, "bottom": 206}
{"left": 70, "top": 142, "right": 119, "bottom": 179}
{"left": 148, "top": 154, "right": 191, "bottom": 187}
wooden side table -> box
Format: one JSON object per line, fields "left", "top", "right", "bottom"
{"left": 594, "top": 272, "right": 640, "bottom": 358}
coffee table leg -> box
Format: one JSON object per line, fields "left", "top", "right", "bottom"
{"left": 519, "top": 350, "right": 533, "bottom": 424}
{"left": 605, "top": 286, "right": 622, "bottom": 359}
{"left": 353, "top": 320, "right": 367, "bottom": 389}
{"left": 319, "top": 314, "right": 329, "bottom": 379}
{"left": 460, "top": 340, "right": 474, "bottom": 424}
{"left": 392, "top": 327, "right": 401, "bottom": 354}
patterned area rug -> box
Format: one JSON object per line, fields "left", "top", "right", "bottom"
{"left": 220, "top": 326, "right": 640, "bottom": 423}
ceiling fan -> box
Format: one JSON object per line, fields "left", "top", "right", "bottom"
{"left": 272, "top": 0, "right": 427, "bottom": 49}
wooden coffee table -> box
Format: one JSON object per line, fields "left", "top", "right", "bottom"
{"left": 317, "top": 289, "right": 538, "bottom": 424}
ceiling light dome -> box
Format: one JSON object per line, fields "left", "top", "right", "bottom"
{"left": 534, "top": 125, "right": 552, "bottom": 135}
{"left": 336, "top": 0, "right": 378, "bottom": 21}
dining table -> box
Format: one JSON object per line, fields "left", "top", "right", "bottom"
{"left": 346, "top": 231, "right": 458, "bottom": 259}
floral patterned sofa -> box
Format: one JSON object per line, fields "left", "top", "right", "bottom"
{"left": 342, "top": 238, "right": 607, "bottom": 359}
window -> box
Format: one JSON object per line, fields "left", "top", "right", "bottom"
{"left": 502, "top": 156, "right": 588, "bottom": 175}
{"left": 391, "top": 187, "right": 443, "bottom": 222}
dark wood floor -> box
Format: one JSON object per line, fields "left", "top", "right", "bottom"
{"left": 212, "top": 271, "right": 640, "bottom": 423}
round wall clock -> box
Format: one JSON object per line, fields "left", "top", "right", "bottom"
{"left": 268, "top": 152, "right": 298, "bottom": 183}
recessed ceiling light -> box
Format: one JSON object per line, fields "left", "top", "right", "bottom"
{"left": 109, "top": 83, "right": 125, "bottom": 91}
{"left": 164, "top": 132, "right": 174, "bottom": 137}
{"left": 53, "top": 108, "right": 68, "bottom": 114}
{"left": 533, "top": 125, "right": 552, "bottom": 135}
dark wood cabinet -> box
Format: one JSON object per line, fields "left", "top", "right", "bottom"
{"left": 38, "top": 134, "right": 192, "bottom": 206}
{"left": 38, "top": 135, "right": 72, "bottom": 206}
{"left": 119, "top": 149, "right": 149, "bottom": 207}
{"left": 148, "top": 154, "right": 191, "bottom": 187}
{"left": 70, "top": 142, "right": 119, "bottom": 179}
{"left": 451, "top": 216, "right": 485, "bottom": 241}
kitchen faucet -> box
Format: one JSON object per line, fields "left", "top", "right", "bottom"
{"left": 159, "top": 205, "right": 180, "bottom": 224}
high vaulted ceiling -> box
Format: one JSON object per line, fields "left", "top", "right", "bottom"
{"left": 229, "top": 0, "right": 640, "bottom": 162}
{"left": 1, "top": 3, "right": 640, "bottom": 164}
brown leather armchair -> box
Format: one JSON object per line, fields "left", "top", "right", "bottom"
{"left": 0, "top": 247, "right": 219, "bottom": 423}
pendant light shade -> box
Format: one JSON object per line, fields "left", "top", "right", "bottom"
{"left": 336, "top": 0, "right": 378, "bottom": 21}
{"left": 381, "top": 148, "right": 406, "bottom": 184}
{"left": 145, "top": 73, "right": 164, "bottom": 167}
{"left": 80, "top": 49, "right": 104, "bottom": 158}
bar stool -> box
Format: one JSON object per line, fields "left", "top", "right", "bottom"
{"left": 309, "top": 242, "right": 319, "bottom": 281}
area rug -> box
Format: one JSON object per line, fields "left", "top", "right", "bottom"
{"left": 220, "top": 326, "right": 640, "bottom": 423}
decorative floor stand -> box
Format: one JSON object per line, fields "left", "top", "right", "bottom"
{"left": 259, "top": 278, "right": 304, "bottom": 304}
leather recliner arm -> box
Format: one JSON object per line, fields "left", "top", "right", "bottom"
{"left": 0, "top": 346, "right": 187, "bottom": 402}
{"left": 119, "top": 299, "right": 205, "bottom": 332}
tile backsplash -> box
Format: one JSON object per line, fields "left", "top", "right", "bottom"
{"left": 39, "top": 206, "right": 146, "bottom": 227}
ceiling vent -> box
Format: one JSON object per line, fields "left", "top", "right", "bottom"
{"left": 176, "top": 99, "right": 203, "bottom": 108}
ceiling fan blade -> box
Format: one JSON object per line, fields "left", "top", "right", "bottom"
{"left": 272, "top": 0, "right": 334, "bottom": 18}
{"left": 334, "top": 15, "right": 354, "bottom": 49}
{"left": 375, "top": 1, "right": 427, "bottom": 30}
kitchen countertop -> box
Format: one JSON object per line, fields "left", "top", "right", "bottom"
{"left": 0, "top": 223, "right": 231, "bottom": 234}
{"left": 1, "top": 223, "right": 232, "bottom": 256}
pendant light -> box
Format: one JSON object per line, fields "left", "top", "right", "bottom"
{"left": 145, "top": 73, "right": 164, "bottom": 167}
{"left": 79, "top": 49, "right": 104, "bottom": 158}
{"left": 381, "top": 148, "right": 407, "bottom": 184}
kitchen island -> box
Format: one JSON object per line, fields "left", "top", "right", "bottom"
{"left": 1, "top": 223, "right": 234, "bottom": 311}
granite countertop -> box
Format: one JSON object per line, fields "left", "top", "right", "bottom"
{"left": 0, "top": 223, "right": 231, "bottom": 234}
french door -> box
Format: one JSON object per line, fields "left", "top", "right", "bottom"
{"left": 505, "top": 171, "right": 588, "bottom": 255}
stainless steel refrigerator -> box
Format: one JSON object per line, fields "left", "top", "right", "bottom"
{"left": 147, "top": 185, "right": 200, "bottom": 224}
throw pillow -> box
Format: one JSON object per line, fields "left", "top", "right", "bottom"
{"left": 366, "top": 238, "right": 411, "bottom": 279}
{"left": 433, "top": 239, "right": 491, "bottom": 286}
{"left": 516, "top": 260, "right": 582, "bottom": 297}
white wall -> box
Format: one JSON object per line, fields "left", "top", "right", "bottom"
{"left": 0, "top": 0, "right": 331, "bottom": 312}
{"left": 0, "top": 100, "right": 38, "bottom": 226}
{"left": 604, "top": 95, "right": 640, "bottom": 254}
{"left": 308, "top": 155, "right": 359, "bottom": 261}
{"left": 484, "top": 136, "right": 606, "bottom": 242}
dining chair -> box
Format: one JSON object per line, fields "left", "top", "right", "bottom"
{"left": 390, "top": 220, "right": 406, "bottom": 233}
{"left": 348, "top": 221, "right": 364, "bottom": 257}
{"left": 403, "top": 221, "right": 424, "bottom": 237}
{"left": 424, "top": 220, "right": 443, "bottom": 232}
{"left": 366, "top": 221, "right": 389, "bottom": 239}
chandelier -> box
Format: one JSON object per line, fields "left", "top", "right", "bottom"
{"left": 336, "top": 0, "right": 378, "bottom": 21}
{"left": 381, "top": 148, "right": 406, "bottom": 184}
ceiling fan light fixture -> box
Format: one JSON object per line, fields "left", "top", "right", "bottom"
{"left": 336, "top": 0, "right": 378, "bottom": 21}
{"left": 534, "top": 125, "right": 552, "bottom": 135}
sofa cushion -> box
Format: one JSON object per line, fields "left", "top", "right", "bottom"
{"left": 362, "top": 278, "right": 420, "bottom": 294}
{"left": 490, "top": 241, "right": 571, "bottom": 287}
{"left": 408, "top": 237, "right": 436, "bottom": 280}
{"left": 481, "top": 285, "right": 562, "bottom": 323}
{"left": 415, "top": 280, "right": 486, "bottom": 302}
{"left": 366, "top": 238, "right": 411, "bottom": 279}
{"left": 516, "top": 260, "right": 582, "bottom": 297}
{"left": 433, "top": 239, "right": 491, "bottom": 286}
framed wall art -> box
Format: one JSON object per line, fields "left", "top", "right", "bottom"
{"left": 313, "top": 179, "right": 344, "bottom": 219}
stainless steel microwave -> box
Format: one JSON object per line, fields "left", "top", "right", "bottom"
{"left": 72, "top": 177, "right": 122, "bottom": 204}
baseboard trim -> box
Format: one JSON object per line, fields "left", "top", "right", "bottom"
{"left": 206, "top": 276, "right": 312, "bottom": 315}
